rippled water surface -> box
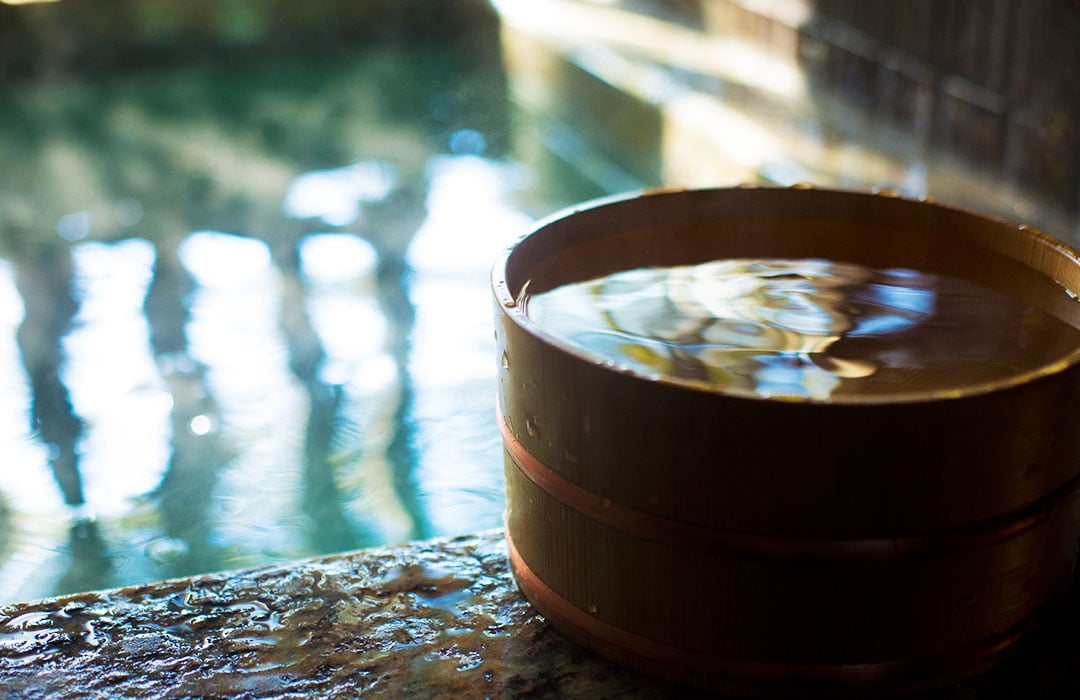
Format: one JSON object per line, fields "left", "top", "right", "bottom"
{"left": 0, "top": 23, "right": 610, "bottom": 603}
{"left": 525, "top": 258, "right": 1080, "bottom": 399}
{"left": 7, "top": 1, "right": 1077, "bottom": 607}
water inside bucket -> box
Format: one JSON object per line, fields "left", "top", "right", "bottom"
{"left": 524, "top": 257, "right": 1080, "bottom": 400}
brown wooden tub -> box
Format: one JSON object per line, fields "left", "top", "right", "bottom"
{"left": 492, "top": 187, "right": 1080, "bottom": 696}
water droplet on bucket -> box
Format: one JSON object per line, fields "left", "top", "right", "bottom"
{"left": 525, "top": 419, "right": 539, "bottom": 438}
{"left": 504, "top": 299, "right": 517, "bottom": 308}
{"left": 501, "top": 351, "right": 510, "bottom": 369}
{"left": 587, "top": 602, "right": 598, "bottom": 614}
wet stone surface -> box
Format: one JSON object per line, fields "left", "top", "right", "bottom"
{"left": 1, "top": 529, "right": 1079, "bottom": 698}
{"left": 0, "top": 530, "right": 671, "bottom": 699}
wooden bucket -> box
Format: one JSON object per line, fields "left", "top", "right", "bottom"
{"left": 492, "top": 187, "right": 1080, "bottom": 696}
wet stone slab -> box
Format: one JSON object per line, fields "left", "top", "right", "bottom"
{"left": 1, "top": 529, "right": 1079, "bottom": 699}
{"left": 0, "top": 530, "right": 671, "bottom": 699}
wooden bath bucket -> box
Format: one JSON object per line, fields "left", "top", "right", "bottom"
{"left": 492, "top": 187, "right": 1080, "bottom": 696}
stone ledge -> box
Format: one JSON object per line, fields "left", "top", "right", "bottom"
{"left": 1, "top": 529, "right": 1079, "bottom": 698}
{"left": 0, "top": 530, "right": 669, "bottom": 699}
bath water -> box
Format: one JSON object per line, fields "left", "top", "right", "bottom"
{"left": 523, "top": 258, "right": 1080, "bottom": 400}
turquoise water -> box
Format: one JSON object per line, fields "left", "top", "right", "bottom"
{"left": 15, "top": 0, "right": 1072, "bottom": 606}
{"left": 0, "top": 19, "right": 612, "bottom": 603}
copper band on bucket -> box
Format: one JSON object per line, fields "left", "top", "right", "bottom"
{"left": 499, "top": 410, "right": 1080, "bottom": 562}
{"left": 504, "top": 524, "right": 1022, "bottom": 695}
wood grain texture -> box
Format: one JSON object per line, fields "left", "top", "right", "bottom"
{"left": 494, "top": 186, "right": 1080, "bottom": 695}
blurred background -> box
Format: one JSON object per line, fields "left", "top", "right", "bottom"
{"left": 0, "top": 0, "right": 1077, "bottom": 604}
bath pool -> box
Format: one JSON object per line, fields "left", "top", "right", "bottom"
{"left": 0, "top": 1, "right": 622, "bottom": 603}
{"left": 3, "top": 0, "right": 1077, "bottom": 608}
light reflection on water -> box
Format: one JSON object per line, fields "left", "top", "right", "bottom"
{"left": 526, "top": 258, "right": 1080, "bottom": 400}
{"left": 0, "top": 155, "right": 533, "bottom": 603}
{"left": 0, "top": 43, "right": 558, "bottom": 602}
{"left": 0, "top": 0, "right": 630, "bottom": 600}
{"left": 407, "top": 156, "right": 533, "bottom": 536}
{"left": 283, "top": 161, "right": 399, "bottom": 227}
{"left": 65, "top": 240, "right": 168, "bottom": 516}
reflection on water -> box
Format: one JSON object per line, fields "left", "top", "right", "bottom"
{"left": 525, "top": 258, "right": 1080, "bottom": 400}
{"left": 0, "top": 32, "right": 558, "bottom": 604}
{"left": 283, "top": 161, "right": 399, "bottom": 227}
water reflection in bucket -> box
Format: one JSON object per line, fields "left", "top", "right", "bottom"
{"left": 525, "top": 257, "right": 1080, "bottom": 400}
